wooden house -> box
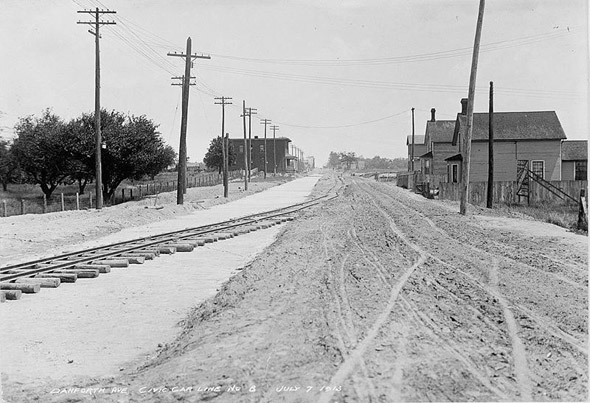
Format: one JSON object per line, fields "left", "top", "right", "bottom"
{"left": 406, "top": 134, "right": 426, "bottom": 172}
{"left": 229, "top": 136, "right": 292, "bottom": 174}
{"left": 447, "top": 99, "right": 566, "bottom": 183}
{"left": 417, "top": 108, "right": 457, "bottom": 176}
{"left": 561, "top": 140, "right": 587, "bottom": 180}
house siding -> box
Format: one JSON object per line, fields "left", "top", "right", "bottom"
{"left": 432, "top": 142, "right": 459, "bottom": 176}
{"left": 562, "top": 161, "right": 575, "bottom": 181}
{"left": 408, "top": 144, "right": 427, "bottom": 171}
{"left": 467, "top": 140, "right": 561, "bottom": 182}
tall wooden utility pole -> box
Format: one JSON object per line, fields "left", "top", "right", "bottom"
{"left": 168, "top": 38, "right": 210, "bottom": 204}
{"left": 260, "top": 119, "right": 271, "bottom": 179}
{"left": 242, "top": 101, "right": 249, "bottom": 191}
{"left": 224, "top": 133, "right": 229, "bottom": 196}
{"left": 411, "top": 107, "right": 415, "bottom": 172}
{"left": 459, "top": 0, "right": 486, "bottom": 215}
{"left": 215, "top": 97, "right": 232, "bottom": 197}
{"left": 77, "top": 7, "right": 116, "bottom": 210}
{"left": 270, "top": 125, "right": 279, "bottom": 175}
{"left": 487, "top": 81, "right": 494, "bottom": 209}
{"left": 246, "top": 107, "right": 257, "bottom": 182}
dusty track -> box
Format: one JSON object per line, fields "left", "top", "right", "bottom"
{"left": 3, "top": 174, "right": 587, "bottom": 402}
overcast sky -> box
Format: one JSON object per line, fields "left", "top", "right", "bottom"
{"left": 0, "top": 0, "right": 587, "bottom": 166}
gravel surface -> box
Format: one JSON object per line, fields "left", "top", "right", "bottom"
{"left": 1, "top": 173, "right": 587, "bottom": 402}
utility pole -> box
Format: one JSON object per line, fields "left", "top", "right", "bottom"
{"left": 77, "top": 7, "right": 116, "bottom": 210}
{"left": 167, "top": 37, "right": 210, "bottom": 204}
{"left": 260, "top": 119, "right": 271, "bottom": 179}
{"left": 411, "top": 107, "right": 415, "bottom": 172}
{"left": 246, "top": 107, "right": 257, "bottom": 182}
{"left": 487, "top": 81, "right": 494, "bottom": 209}
{"left": 242, "top": 101, "right": 248, "bottom": 191}
{"left": 224, "top": 133, "right": 229, "bottom": 196}
{"left": 270, "top": 125, "right": 279, "bottom": 175}
{"left": 215, "top": 97, "right": 232, "bottom": 197}
{"left": 459, "top": 0, "right": 485, "bottom": 215}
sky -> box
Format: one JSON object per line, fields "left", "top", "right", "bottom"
{"left": 0, "top": 0, "right": 588, "bottom": 167}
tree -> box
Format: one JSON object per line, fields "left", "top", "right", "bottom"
{"left": 0, "top": 140, "right": 20, "bottom": 191}
{"left": 11, "top": 110, "right": 71, "bottom": 198}
{"left": 68, "top": 110, "right": 176, "bottom": 200}
{"left": 203, "top": 136, "right": 236, "bottom": 174}
{"left": 339, "top": 151, "right": 357, "bottom": 170}
{"left": 327, "top": 151, "right": 340, "bottom": 169}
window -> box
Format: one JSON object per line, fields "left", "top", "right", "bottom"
{"left": 531, "top": 160, "right": 545, "bottom": 180}
{"left": 575, "top": 160, "right": 587, "bottom": 181}
{"left": 239, "top": 145, "right": 244, "bottom": 153}
{"left": 259, "top": 145, "right": 264, "bottom": 152}
{"left": 451, "top": 164, "right": 459, "bottom": 183}
{"left": 424, "top": 159, "right": 431, "bottom": 175}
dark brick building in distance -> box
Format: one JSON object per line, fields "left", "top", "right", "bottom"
{"left": 229, "top": 136, "right": 297, "bottom": 174}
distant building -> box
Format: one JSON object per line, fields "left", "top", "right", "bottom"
{"left": 229, "top": 136, "right": 293, "bottom": 174}
{"left": 406, "top": 134, "right": 426, "bottom": 172}
{"left": 305, "top": 156, "right": 316, "bottom": 170}
{"left": 417, "top": 108, "right": 457, "bottom": 176}
{"left": 561, "top": 140, "right": 587, "bottom": 181}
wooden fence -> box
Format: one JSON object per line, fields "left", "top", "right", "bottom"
{"left": 439, "top": 180, "right": 588, "bottom": 206}
{"left": 1, "top": 170, "right": 244, "bottom": 218}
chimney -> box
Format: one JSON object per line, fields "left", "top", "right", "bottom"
{"left": 460, "top": 98, "right": 468, "bottom": 115}
{"left": 430, "top": 108, "right": 436, "bottom": 122}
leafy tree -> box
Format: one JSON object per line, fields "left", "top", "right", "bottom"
{"left": 68, "top": 110, "right": 176, "bottom": 200}
{"left": 11, "top": 110, "right": 71, "bottom": 197}
{"left": 0, "top": 140, "right": 20, "bottom": 191}
{"left": 327, "top": 151, "right": 340, "bottom": 169}
{"left": 339, "top": 151, "right": 357, "bottom": 170}
{"left": 203, "top": 136, "right": 237, "bottom": 174}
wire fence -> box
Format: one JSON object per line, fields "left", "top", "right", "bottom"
{"left": 1, "top": 170, "right": 245, "bottom": 218}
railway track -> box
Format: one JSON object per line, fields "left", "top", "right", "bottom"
{"left": 0, "top": 193, "right": 336, "bottom": 303}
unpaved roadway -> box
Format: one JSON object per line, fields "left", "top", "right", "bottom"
{"left": 3, "top": 173, "right": 588, "bottom": 402}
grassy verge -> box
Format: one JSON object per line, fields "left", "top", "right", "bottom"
{"left": 499, "top": 201, "right": 583, "bottom": 232}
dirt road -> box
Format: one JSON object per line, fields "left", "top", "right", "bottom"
{"left": 3, "top": 174, "right": 587, "bottom": 402}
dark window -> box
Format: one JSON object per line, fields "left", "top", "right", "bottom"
{"left": 575, "top": 160, "right": 587, "bottom": 181}
{"left": 452, "top": 164, "right": 458, "bottom": 183}
{"left": 531, "top": 160, "right": 544, "bottom": 179}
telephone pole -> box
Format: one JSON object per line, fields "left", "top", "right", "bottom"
{"left": 242, "top": 101, "right": 248, "bottom": 191}
{"left": 270, "top": 125, "right": 279, "bottom": 175}
{"left": 260, "top": 119, "right": 271, "bottom": 178}
{"left": 215, "top": 96, "right": 232, "bottom": 197}
{"left": 411, "top": 107, "right": 415, "bottom": 172}
{"left": 167, "top": 37, "right": 210, "bottom": 205}
{"left": 77, "top": 7, "right": 116, "bottom": 210}
{"left": 459, "top": 0, "right": 486, "bottom": 215}
{"left": 487, "top": 81, "right": 494, "bottom": 209}
{"left": 245, "top": 107, "right": 257, "bottom": 182}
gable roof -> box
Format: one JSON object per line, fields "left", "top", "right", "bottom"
{"left": 406, "top": 134, "right": 425, "bottom": 145}
{"left": 452, "top": 111, "right": 566, "bottom": 145}
{"left": 562, "top": 140, "right": 588, "bottom": 161}
{"left": 425, "top": 120, "right": 455, "bottom": 144}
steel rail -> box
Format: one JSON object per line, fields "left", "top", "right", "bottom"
{"left": 1, "top": 193, "right": 336, "bottom": 283}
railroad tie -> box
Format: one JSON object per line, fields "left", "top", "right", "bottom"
{"left": 113, "top": 255, "right": 146, "bottom": 264}
{"left": 35, "top": 273, "right": 77, "bottom": 283}
{"left": 15, "top": 278, "right": 61, "bottom": 288}
{"left": 95, "top": 259, "right": 129, "bottom": 268}
{"left": 74, "top": 264, "right": 112, "bottom": 273}
{"left": 1, "top": 290, "right": 22, "bottom": 301}
{"left": 53, "top": 269, "right": 99, "bottom": 278}
{"left": 0, "top": 282, "right": 41, "bottom": 294}
{"left": 165, "top": 243, "right": 194, "bottom": 252}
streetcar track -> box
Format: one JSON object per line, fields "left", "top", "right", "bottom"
{"left": 1, "top": 194, "right": 335, "bottom": 303}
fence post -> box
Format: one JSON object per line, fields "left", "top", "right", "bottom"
{"left": 61, "top": 193, "right": 65, "bottom": 211}
{"left": 89, "top": 192, "right": 93, "bottom": 209}
{"left": 43, "top": 195, "right": 47, "bottom": 213}
{"left": 76, "top": 193, "right": 80, "bottom": 210}
{"left": 2, "top": 200, "right": 6, "bottom": 217}
{"left": 139, "top": 185, "right": 142, "bottom": 198}
{"left": 130, "top": 188, "right": 134, "bottom": 200}
{"left": 21, "top": 199, "right": 25, "bottom": 215}
{"left": 578, "top": 189, "right": 588, "bottom": 231}
{"left": 122, "top": 188, "right": 125, "bottom": 202}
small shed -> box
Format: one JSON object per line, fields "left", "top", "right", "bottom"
{"left": 561, "top": 140, "right": 587, "bottom": 180}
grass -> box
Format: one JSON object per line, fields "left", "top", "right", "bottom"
{"left": 499, "top": 201, "right": 583, "bottom": 232}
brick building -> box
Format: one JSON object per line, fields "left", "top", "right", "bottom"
{"left": 229, "top": 136, "right": 294, "bottom": 174}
